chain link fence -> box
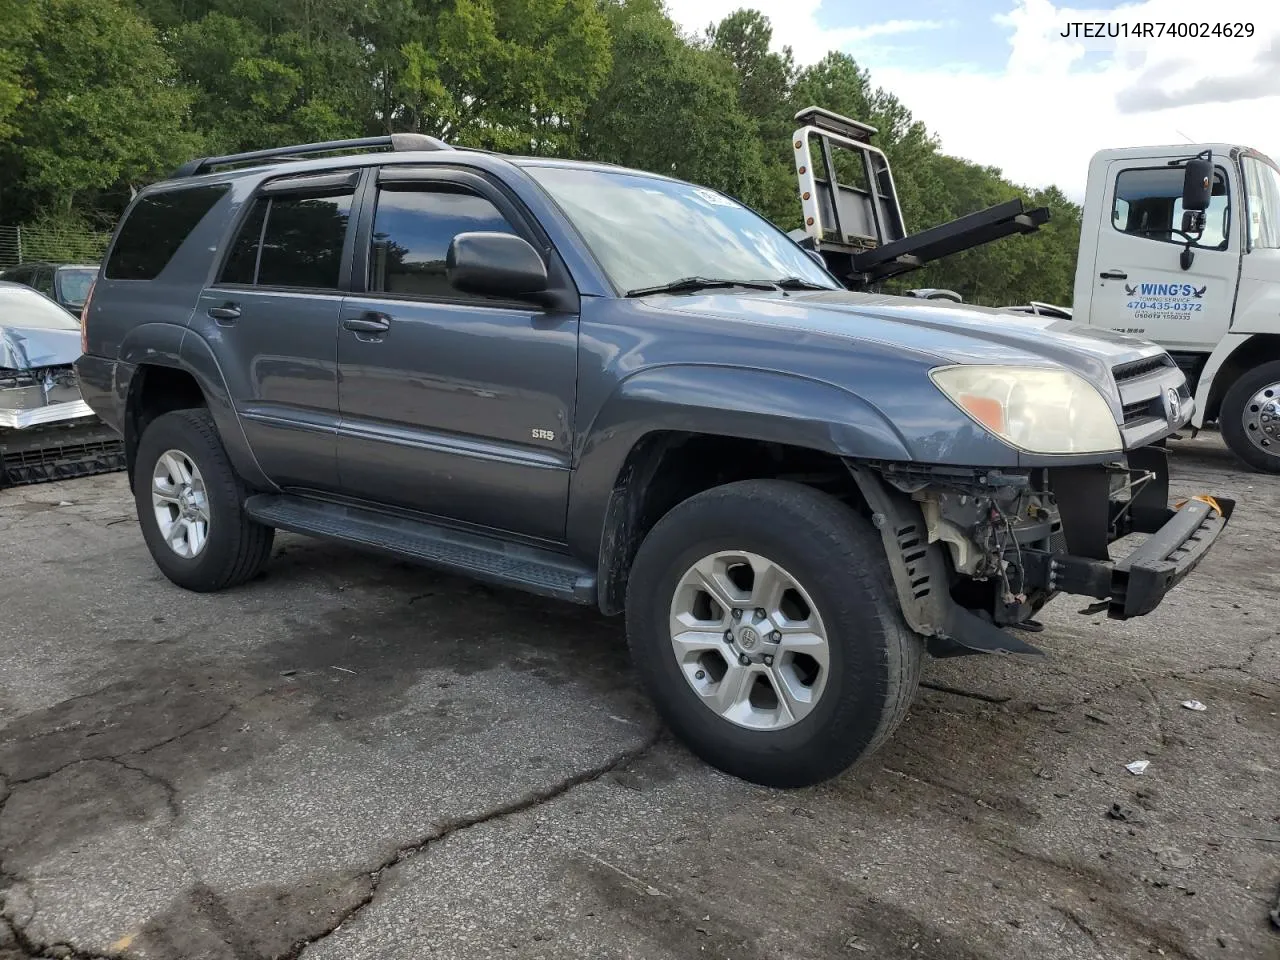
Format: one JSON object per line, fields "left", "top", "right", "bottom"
{"left": 0, "top": 224, "right": 111, "bottom": 268}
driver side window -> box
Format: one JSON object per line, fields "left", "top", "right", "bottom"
{"left": 368, "top": 184, "right": 519, "bottom": 302}
{"left": 1112, "top": 166, "right": 1231, "bottom": 250}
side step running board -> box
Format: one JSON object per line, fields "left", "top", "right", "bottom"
{"left": 244, "top": 494, "right": 597, "bottom": 605}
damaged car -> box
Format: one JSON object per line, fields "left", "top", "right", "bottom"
{"left": 76, "top": 134, "right": 1234, "bottom": 789}
{"left": 0, "top": 281, "right": 124, "bottom": 487}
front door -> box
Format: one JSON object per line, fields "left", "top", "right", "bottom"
{"left": 193, "top": 173, "right": 359, "bottom": 492}
{"left": 336, "top": 168, "right": 578, "bottom": 542}
{"left": 1088, "top": 157, "right": 1240, "bottom": 352}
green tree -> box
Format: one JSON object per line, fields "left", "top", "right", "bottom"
{"left": 161, "top": 0, "right": 611, "bottom": 156}
{"left": 708, "top": 9, "right": 799, "bottom": 223}
{"left": 582, "top": 0, "right": 766, "bottom": 205}
{"left": 0, "top": 0, "right": 37, "bottom": 139}
{"left": 0, "top": 0, "right": 198, "bottom": 221}
{"left": 396, "top": 0, "right": 612, "bottom": 153}
{"left": 169, "top": 8, "right": 366, "bottom": 152}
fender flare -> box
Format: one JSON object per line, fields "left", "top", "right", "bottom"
{"left": 118, "top": 324, "right": 272, "bottom": 490}
{"left": 565, "top": 364, "right": 916, "bottom": 605}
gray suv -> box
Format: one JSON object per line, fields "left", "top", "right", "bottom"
{"left": 76, "top": 134, "right": 1233, "bottom": 787}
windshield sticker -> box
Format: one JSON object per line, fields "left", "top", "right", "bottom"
{"left": 692, "top": 188, "right": 740, "bottom": 209}
{"left": 1121, "top": 280, "right": 1207, "bottom": 322}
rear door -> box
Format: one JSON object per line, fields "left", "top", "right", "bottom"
{"left": 191, "top": 170, "right": 360, "bottom": 493}
{"left": 1089, "top": 157, "right": 1239, "bottom": 352}
{"left": 335, "top": 166, "right": 579, "bottom": 541}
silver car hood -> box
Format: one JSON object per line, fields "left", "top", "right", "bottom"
{"left": 0, "top": 325, "right": 82, "bottom": 370}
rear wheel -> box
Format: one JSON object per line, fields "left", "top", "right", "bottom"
{"left": 134, "top": 408, "right": 274, "bottom": 591}
{"left": 1220, "top": 360, "right": 1280, "bottom": 472}
{"left": 625, "top": 479, "right": 923, "bottom": 788}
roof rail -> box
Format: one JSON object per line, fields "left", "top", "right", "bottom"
{"left": 793, "top": 106, "right": 878, "bottom": 144}
{"left": 170, "top": 132, "right": 454, "bottom": 178}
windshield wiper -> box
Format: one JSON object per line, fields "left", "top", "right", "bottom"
{"left": 773, "top": 276, "right": 832, "bottom": 291}
{"left": 624, "top": 277, "right": 781, "bottom": 298}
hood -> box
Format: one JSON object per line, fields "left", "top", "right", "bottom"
{"left": 649, "top": 288, "right": 1165, "bottom": 389}
{"left": 0, "top": 325, "right": 83, "bottom": 370}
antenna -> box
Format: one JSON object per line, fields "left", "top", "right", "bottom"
{"left": 1175, "top": 129, "right": 1196, "bottom": 144}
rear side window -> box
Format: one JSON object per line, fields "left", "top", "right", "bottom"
{"left": 105, "top": 184, "right": 229, "bottom": 280}
{"left": 217, "top": 191, "right": 353, "bottom": 290}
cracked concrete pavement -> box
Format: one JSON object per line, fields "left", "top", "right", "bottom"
{"left": 0, "top": 432, "right": 1276, "bottom": 960}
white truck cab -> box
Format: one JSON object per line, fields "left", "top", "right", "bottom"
{"left": 1073, "top": 143, "right": 1280, "bottom": 470}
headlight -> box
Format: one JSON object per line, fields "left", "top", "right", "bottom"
{"left": 929, "top": 365, "right": 1122, "bottom": 454}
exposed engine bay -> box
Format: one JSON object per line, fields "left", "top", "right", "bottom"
{"left": 849, "top": 450, "right": 1232, "bottom": 656}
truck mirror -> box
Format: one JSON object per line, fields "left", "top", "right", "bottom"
{"left": 1181, "top": 157, "right": 1213, "bottom": 212}
{"left": 1181, "top": 210, "right": 1206, "bottom": 235}
{"left": 446, "top": 232, "right": 548, "bottom": 298}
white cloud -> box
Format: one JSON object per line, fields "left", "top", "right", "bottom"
{"left": 838, "top": 18, "right": 948, "bottom": 41}
{"left": 664, "top": 0, "right": 1280, "bottom": 202}
{"left": 662, "top": 0, "right": 946, "bottom": 64}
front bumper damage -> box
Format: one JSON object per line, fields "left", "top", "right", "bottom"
{"left": 849, "top": 446, "right": 1233, "bottom": 657}
{"left": 0, "top": 369, "right": 125, "bottom": 487}
{"left": 1030, "top": 446, "right": 1232, "bottom": 620}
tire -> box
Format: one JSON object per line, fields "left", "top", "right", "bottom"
{"left": 1220, "top": 360, "right": 1280, "bottom": 473}
{"left": 134, "top": 408, "right": 275, "bottom": 592}
{"left": 625, "top": 479, "right": 923, "bottom": 788}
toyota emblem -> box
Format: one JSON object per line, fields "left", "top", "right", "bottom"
{"left": 1165, "top": 388, "right": 1181, "bottom": 426}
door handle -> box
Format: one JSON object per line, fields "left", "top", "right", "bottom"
{"left": 1099, "top": 270, "right": 1128, "bottom": 280}
{"left": 342, "top": 312, "right": 391, "bottom": 334}
{"left": 208, "top": 303, "right": 241, "bottom": 323}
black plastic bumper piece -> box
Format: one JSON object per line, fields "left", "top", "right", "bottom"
{"left": 0, "top": 423, "right": 126, "bottom": 488}
{"left": 1048, "top": 495, "right": 1234, "bottom": 620}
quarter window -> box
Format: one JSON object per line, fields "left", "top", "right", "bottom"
{"left": 218, "top": 190, "right": 353, "bottom": 289}
{"left": 368, "top": 185, "right": 519, "bottom": 300}
{"left": 1111, "top": 166, "right": 1230, "bottom": 249}
{"left": 105, "top": 184, "right": 229, "bottom": 280}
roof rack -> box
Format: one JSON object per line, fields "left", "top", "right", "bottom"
{"left": 793, "top": 106, "right": 878, "bottom": 145}
{"left": 171, "top": 132, "right": 454, "bottom": 178}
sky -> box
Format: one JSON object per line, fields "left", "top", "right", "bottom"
{"left": 662, "top": 0, "right": 1280, "bottom": 202}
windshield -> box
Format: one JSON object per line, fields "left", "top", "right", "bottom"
{"left": 1242, "top": 155, "right": 1280, "bottom": 249}
{"left": 523, "top": 165, "right": 840, "bottom": 295}
{"left": 56, "top": 267, "right": 97, "bottom": 306}
{"left": 0, "top": 282, "right": 81, "bottom": 330}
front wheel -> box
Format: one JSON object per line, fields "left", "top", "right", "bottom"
{"left": 625, "top": 479, "right": 923, "bottom": 788}
{"left": 1220, "top": 360, "right": 1280, "bottom": 472}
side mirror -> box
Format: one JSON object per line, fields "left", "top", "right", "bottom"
{"left": 1181, "top": 157, "right": 1213, "bottom": 212}
{"left": 805, "top": 249, "right": 826, "bottom": 268}
{"left": 446, "top": 232, "right": 548, "bottom": 298}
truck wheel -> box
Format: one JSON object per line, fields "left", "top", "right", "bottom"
{"left": 1220, "top": 360, "right": 1280, "bottom": 472}
{"left": 134, "top": 408, "right": 274, "bottom": 592}
{"left": 625, "top": 479, "right": 923, "bottom": 788}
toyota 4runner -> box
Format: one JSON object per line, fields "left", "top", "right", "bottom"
{"left": 75, "top": 132, "right": 1233, "bottom": 788}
